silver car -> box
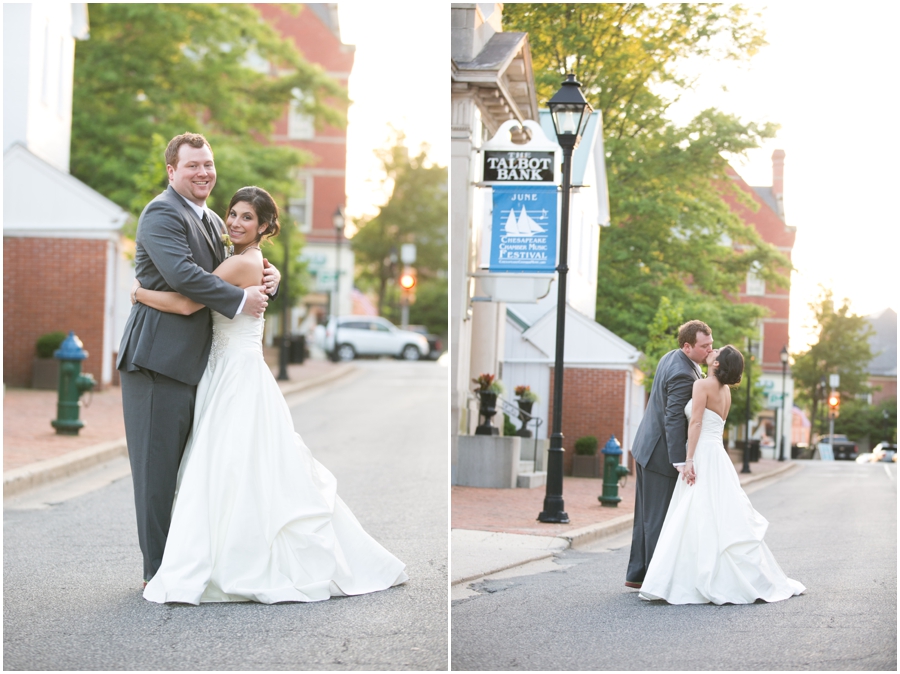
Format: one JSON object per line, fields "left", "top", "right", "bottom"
{"left": 324, "top": 316, "right": 429, "bottom": 361}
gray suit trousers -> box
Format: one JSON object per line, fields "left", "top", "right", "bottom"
{"left": 626, "top": 463, "right": 678, "bottom": 584}
{"left": 121, "top": 368, "right": 197, "bottom": 582}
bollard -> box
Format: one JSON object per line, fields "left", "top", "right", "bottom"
{"left": 51, "top": 331, "right": 96, "bottom": 435}
{"left": 598, "top": 434, "right": 630, "bottom": 507}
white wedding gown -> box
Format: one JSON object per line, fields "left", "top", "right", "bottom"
{"left": 143, "top": 312, "right": 408, "bottom": 605}
{"left": 639, "top": 400, "right": 805, "bottom": 605}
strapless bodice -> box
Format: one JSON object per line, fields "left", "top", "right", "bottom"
{"left": 684, "top": 399, "right": 725, "bottom": 438}
{"left": 209, "top": 312, "right": 264, "bottom": 368}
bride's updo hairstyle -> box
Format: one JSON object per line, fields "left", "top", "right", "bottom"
{"left": 713, "top": 345, "right": 744, "bottom": 387}
{"left": 228, "top": 186, "right": 280, "bottom": 243}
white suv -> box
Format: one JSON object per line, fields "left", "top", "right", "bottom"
{"left": 323, "top": 316, "right": 429, "bottom": 361}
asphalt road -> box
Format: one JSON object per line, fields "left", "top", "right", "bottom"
{"left": 4, "top": 359, "right": 449, "bottom": 671}
{"left": 451, "top": 460, "right": 897, "bottom": 671}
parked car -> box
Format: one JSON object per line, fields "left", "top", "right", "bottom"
{"left": 820, "top": 434, "right": 859, "bottom": 461}
{"left": 322, "top": 316, "right": 429, "bottom": 362}
{"left": 871, "top": 442, "right": 897, "bottom": 463}
{"left": 406, "top": 325, "right": 444, "bottom": 360}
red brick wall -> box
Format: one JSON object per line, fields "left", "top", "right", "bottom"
{"left": 548, "top": 367, "right": 627, "bottom": 475}
{"left": 4, "top": 237, "right": 107, "bottom": 388}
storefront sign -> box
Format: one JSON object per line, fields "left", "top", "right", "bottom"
{"left": 489, "top": 185, "right": 557, "bottom": 273}
{"left": 483, "top": 150, "right": 555, "bottom": 182}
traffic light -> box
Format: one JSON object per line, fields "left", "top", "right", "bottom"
{"left": 828, "top": 392, "right": 840, "bottom": 417}
{"left": 399, "top": 267, "right": 417, "bottom": 305}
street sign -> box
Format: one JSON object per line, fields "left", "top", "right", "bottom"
{"left": 400, "top": 243, "right": 416, "bottom": 264}
{"left": 489, "top": 185, "right": 557, "bottom": 273}
{"left": 829, "top": 374, "right": 840, "bottom": 388}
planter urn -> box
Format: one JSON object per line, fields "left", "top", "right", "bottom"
{"left": 475, "top": 391, "right": 499, "bottom": 436}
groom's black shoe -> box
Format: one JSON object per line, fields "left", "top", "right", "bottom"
{"left": 624, "top": 581, "right": 642, "bottom": 589}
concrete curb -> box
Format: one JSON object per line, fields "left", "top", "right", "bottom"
{"left": 451, "top": 460, "right": 804, "bottom": 585}
{"left": 3, "top": 363, "right": 358, "bottom": 500}
{"left": 3, "top": 438, "right": 128, "bottom": 499}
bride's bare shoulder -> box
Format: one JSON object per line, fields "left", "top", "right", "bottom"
{"left": 214, "top": 251, "right": 264, "bottom": 287}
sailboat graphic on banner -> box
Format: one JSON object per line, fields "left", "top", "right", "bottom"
{"left": 503, "top": 206, "right": 547, "bottom": 237}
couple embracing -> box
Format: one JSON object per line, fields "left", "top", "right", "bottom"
{"left": 117, "top": 132, "right": 407, "bottom": 604}
{"left": 626, "top": 320, "right": 805, "bottom": 605}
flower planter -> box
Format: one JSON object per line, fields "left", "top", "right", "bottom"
{"left": 515, "top": 400, "right": 533, "bottom": 437}
{"left": 475, "top": 391, "right": 499, "bottom": 436}
{"left": 572, "top": 454, "right": 601, "bottom": 478}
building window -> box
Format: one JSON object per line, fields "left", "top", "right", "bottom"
{"left": 287, "top": 175, "right": 312, "bottom": 233}
{"left": 746, "top": 263, "right": 765, "bottom": 296}
{"left": 288, "top": 88, "right": 314, "bottom": 140}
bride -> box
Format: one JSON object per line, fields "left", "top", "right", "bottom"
{"left": 134, "top": 186, "right": 407, "bottom": 604}
{"left": 638, "top": 345, "right": 805, "bottom": 605}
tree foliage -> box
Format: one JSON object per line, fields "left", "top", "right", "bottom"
{"left": 791, "top": 287, "right": 875, "bottom": 442}
{"left": 351, "top": 132, "right": 448, "bottom": 318}
{"left": 72, "top": 3, "right": 346, "bottom": 220}
{"left": 503, "top": 4, "right": 790, "bottom": 353}
{"left": 834, "top": 397, "right": 897, "bottom": 446}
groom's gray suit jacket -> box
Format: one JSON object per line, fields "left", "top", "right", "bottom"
{"left": 630, "top": 349, "right": 700, "bottom": 477}
{"left": 116, "top": 186, "right": 244, "bottom": 385}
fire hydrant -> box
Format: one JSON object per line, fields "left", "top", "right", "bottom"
{"left": 598, "top": 434, "right": 630, "bottom": 507}
{"left": 51, "top": 331, "right": 96, "bottom": 435}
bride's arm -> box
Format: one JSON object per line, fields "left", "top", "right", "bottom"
{"left": 685, "top": 380, "right": 708, "bottom": 470}
{"left": 132, "top": 255, "right": 264, "bottom": 316}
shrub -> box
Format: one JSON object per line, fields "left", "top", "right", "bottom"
{"left": 514, "top": 385, "right": 539, "bottom": 403}
{"left": 574, "top": 435, "right": 598, "bottom": 456}
{"left": 35, "top": 331, "right": 67, "bottom": 358}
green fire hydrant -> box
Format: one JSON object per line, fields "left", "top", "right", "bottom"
{"left": 598, "top": 434, "right": 630, "bottom": 507}
{"left": 51, "top": 331, "right": 96, "bottom": 436}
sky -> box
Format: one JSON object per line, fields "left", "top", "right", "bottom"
{"left": 663, "top": 4, "right": 899, "bottom": 350}
{"left": 336, "top": 3, "right": 448, "bottom": 230}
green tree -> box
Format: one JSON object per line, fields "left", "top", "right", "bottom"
{"left": 72, "top": 3, "right": 345, "bottom": 220}
{"left": 834, "top": 397, "right": 897, "bottom": 446}
{"left": 791, "top": 287, "right": 875, "bottom": 444}
{"left": 351, "top": 132, "right": 448, "bottom": 316}
{"left": 504, "top": 4, "right": 791, "bottom": 352}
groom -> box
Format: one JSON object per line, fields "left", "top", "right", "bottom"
{"left": 117, "top": 132, "right": 279, "bottom": 585}
{"left": 625, "top": 319, "right": 713, "bottom": 588}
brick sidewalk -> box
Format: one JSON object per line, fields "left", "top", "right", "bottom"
{"left": 452, "top": 458, "right": 788, "bottom": 537}
{"left": 3, "top": 355, "right": 340, "bottom": 473}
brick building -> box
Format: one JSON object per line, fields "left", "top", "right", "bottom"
{"left": 721, "top": 151, "right": 797, "bottom": 456}
{"left": 3, "top": 5, "right": 129, "bottom": 389}
{"left": 255, "top": 3, "right": 356, "bottom": 336}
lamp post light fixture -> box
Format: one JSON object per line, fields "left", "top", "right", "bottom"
{"left": 331, "top": 205, "right": 345, "bottom": 362}
{"left": 779, "top": 345, "right": 789, "bottom": 461}
{"left": 538, "top": 74, "right": 593, "bottom": 524}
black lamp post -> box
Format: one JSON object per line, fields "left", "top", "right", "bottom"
{"left": 331, "top": 205, "right": 345, "bottom": 362}
{"left": 538, "top": 74, "right": 593, "bottom": 524}
{"left": 778, "top": 345, "right": 789, "bottom": 461}
{"left": 742, "top": 338, "right": 755, "bottom": 474}
{"left": 277, "top": 214, "right": 291, "bottom": 381}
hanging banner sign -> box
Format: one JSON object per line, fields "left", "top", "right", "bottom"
{"left": 489, "top": 184, "right": 557, "bottom": 273}
{"left": 483, "top": 150, "right": 555, "bottom": 182}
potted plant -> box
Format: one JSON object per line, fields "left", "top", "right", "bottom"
{"left": 513, "top": 385, "right": 539, "bottom": 437}
{"left": 32, "top": 331, "right": 67, "bottom": 390}
{"left": 473, "top": 373, "right": 503, "bottom": 436}
{"left": 572, "top": 435, "right": 601, "bottom": 478}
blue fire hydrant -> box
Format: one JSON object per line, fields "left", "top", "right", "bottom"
{"left": 598, "top": 435, "right": 630, "bottom": 507}
{"left": 51, "top": 331, "right": 96, "bottom": 435}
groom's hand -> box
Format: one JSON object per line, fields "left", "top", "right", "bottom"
{"left": 262, "top": 259, "right": 280, "bottom": 296}
{"left": 240, "top": 286, "right": 268, "bottom": 318}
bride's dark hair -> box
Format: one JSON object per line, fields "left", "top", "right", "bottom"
{"left": 228, "top": 186, "right": 280, "bottom": 243}
{"left": 713, "top": 345, "right": 744, "bottom": 386}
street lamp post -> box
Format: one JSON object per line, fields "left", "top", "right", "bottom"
{"left": 742, "top": 338, "right": 754, "bottom": 474}
{"left": 277, "top": 217, "right": 290, "bottom": 381}
{"left": 538, "top": 74, "right": 592, "bottom": 524}
{"left": 778, "top": 345, "right": 789, "bottom": 461}
{"left": 331, "top": 205, "right": 345, "bottom": 362}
